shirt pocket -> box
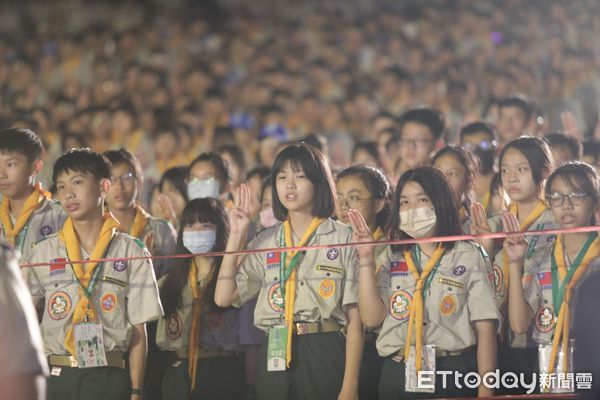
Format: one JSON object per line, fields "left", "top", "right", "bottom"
{"left": 308, "top": 262, "right": 345, "bottom": 303}
{"left": 429, "top": 274, "right": 467, "bottom": 323}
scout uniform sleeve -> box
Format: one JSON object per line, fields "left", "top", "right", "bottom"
{"left": 22, "top": 242, "right": 45, "bottom": 304}
{"left": 375, "top": 246, "right": 392, "bottom": 306}
{"left": 341, "top": 238, "right": 359, "bottom": 308}
{"left": 234, "top": 234, "right": 266, "bottom": 307}
{"left": 0, "top": 245, "right": 48, "bottom": 379}
{"left": 126, "top": 240, "right": 164, "bottom": 325}
{"left": 466, "top": 249, "right": 501, "bottom": 323}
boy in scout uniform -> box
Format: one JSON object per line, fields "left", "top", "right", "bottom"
{"left": 0, "top": 128, "right": 66, "bottom": 259}
{"left": 24, "top": 148, "right": 163, "bottom": 400}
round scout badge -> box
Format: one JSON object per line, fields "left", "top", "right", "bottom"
{"left": 166, "top": 313, "right": 183, "bottom": 340}
{"left": 113, "top": 259, "right": 128, "bottom": 272}
{"left": 40, "top": 225, "right": 53, "bottom": 237}
{"left": 48, "top": 291, "right": 72, "bottom": 320}
{"left": 319, "top": 278, "right": 336, "bottom": 299}
{"left": 453, "top": 265, "right": 466, "bottom": 276}
{"left": 268, "top": 283, "right": 285, "bottom": 312}
{"left": 327, "top": 248, "right": 339, "bottom": 260}
{"left": 389, "top": 290, "right": 412, "bottom": 321}
{"left": 101, "top": 293, "right": 117, "bottom": 312}
{"left": 535, "top": 306, "right": 556, "bottom": 333}
{"left": 493, "top": 264, "right": 503, "bottom": 294}
{"left": 440, "top": 294, "right": 457, "bottom": 316}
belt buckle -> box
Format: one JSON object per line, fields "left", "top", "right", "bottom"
{"left": 68, "top": 355, "right": 79, "bottom": 368}
{"left": 295, "top": 322, "right": 309, "bottom": 335}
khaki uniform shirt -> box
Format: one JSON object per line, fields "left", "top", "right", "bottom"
{"left": 375, "top": 241, "right": 500, "bottom": 357}
{"left": 0, "top": 242, "right": 48, "bottom": 379}
{"left": 235, "top": 219, "right": 358, "bottom": 332}
{"left": 524, "top": 242, "right": 600, "bottom": 345}
{"left": 156, "top": 263, "right": 241, "bottom": 353}
{"left": 24, "top": 232, "right": 163, "bottom": 356}
{"left": 0, "top": 198, "right": 66, "bottom": 260}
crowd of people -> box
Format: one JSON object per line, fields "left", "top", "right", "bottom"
{"left": 1, "top": 0, "right": 600, "bottom": 400}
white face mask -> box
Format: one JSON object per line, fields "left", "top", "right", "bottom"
{"left": 183, "top": 230, "right": 216, "bottom": 254}
{"left": 259, "top": 207, "right": 278, "bottom": 228}
{"left": 187, "top": 178, "right": 220, "bottom": 200}
{"left": 399, "top": 207, "right": 437, "bottom": 238}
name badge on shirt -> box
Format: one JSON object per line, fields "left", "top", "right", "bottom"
{"left": 74, "top": 323, "right": 108, "bottom": 368}
{"left": 405, "top": 344, "right": 436, "bottom": 393}
{"left": 267, "top": 324, "right": 287, "bottom": 371}
{"left": 538, "top": 341, "right": 574, "bottom": 393}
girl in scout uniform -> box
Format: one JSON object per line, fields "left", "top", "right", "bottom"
{"left": 350, "top": 166, "right": 499, "bottom": 399}
{"left": 432, "top": 145, "right": 478, "bottom": 234}
{"left": 157, "top": 198, "right": 244, "bottom": 400}
{"left": 104, "top": 149, "right": 177, "bottom": 400}
{"left": 0, "top": 128, "right": 66, "bottom": 259}
{"left": 505, "top": 162, "right": 600, "bottom": 393}
{"left": 470, "top": 136, "right": 558, "bottom": 391}
{"left": 24, "top": 148, "right": 163, "bottom": 400}
{"left": 215, "top": 142, "right": 364, "bottom": 400}
{"left": 335, "top": 164, "right": 392, "bottom": 400}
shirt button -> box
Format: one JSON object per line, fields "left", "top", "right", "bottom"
{"left": 300, "top": 281, "right": 304, "bottom": 286}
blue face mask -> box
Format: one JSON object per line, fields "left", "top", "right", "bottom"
{"left": 187, "top": 178, "right": 220, "bottom": 200}
{"left": 182, "top": 230, "right": 216, "bottom": 254}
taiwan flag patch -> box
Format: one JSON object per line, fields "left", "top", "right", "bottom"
{"left": 266, "top": 252, "right": 281, "bottom": 269}
{"left": 538, "top": 272, "right": 552, "bottom": 290}
{"left": 49, "top": 258, "right": 67, "bottom": 276}
{"left": 390, "top": 261, "right": 409, "bottom": 276}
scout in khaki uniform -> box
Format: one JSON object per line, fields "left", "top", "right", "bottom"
{"left": 0, "top": 128, "right": 66, "bottom": 259}
{"left": 506, "top": 162, "right": 600, "bottom": 393}
{"left": 336, "top": 164, "right": 392, "bottom": 400}
{"left": 470, "top": 137, "right": 557, "bottom": 393}
{"left": 0, "top": 241, "right": 48, "bottom": 400}
{"left": 157, "top": 198, "right": 244, "bottom": 400}
{"left": 351, "top": 167, "right": 499, "bottom": 399}
{"left": 24, "top": 148, "right": 163, "bottom": 400}
{"left": 215, "top": 143, "right": 364, "bottom": 400}
{"left": 104, "top": 149, "right": 177, "bottom": 400}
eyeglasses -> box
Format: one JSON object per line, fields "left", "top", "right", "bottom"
{"left": 111, "top": 172, "right": 136, "bottom": 185}
{"left": 338, "top": 194, "right": 373, "bottom": 208}
{"left": 398, "top": 138, "right": 433, "bottom": 148}
{"left": 462, "top": 140, "right": 497, "bottom": 152}
{"left": 546, "top": 191, "right": 589, "bottom": 207}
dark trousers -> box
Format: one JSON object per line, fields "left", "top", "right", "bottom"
{"left": 378, "top": 349, "right": 478, "bottom": 400}
{"left": 359, "top": 334, "right": 384, "bottom": 400}
{"left": 255, "top": 331, "right": 346, "bottom": 400}
{"left": 161, "top": 355, "right": 245, "bottom": 400}
{"left": 497, "top": 345, "right": 539, "bottom": 395}
{"left": 48, "top": 366, "right": 130, "bottom": 400}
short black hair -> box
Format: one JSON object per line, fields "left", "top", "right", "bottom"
{"left": 246, "top": 166, "right": 271, "bottom": 182}
{"left": 459, "top": 121, "right": 497, "bottom": 143}
{"left": 498, "top": 94, "right": 533, "bottom": 121}
{"left": 398, "top": 106, "right": 445, "bottom": 140}
{"left": 103, "top": 148, "right": 144, "bottom": 187}
{"left": 544, "top": 132, "right": 582, "bottom": 161}
{"left": 336, "top": 165, "right": 392, "bottom": 231}
{"left": 388, "top": 167, "right": 462, "bottom": 253}
{"left": 0, "top": 127, "right": 43, "bottom": 163}
{"left": 53, "top": 148, "right": 112, "bottom": 183}
{"left": 271, "top": 143, "right": 336, "bottom": 220}
{"left": 352, "top": 141, "right": 381, "bottom": 166}
{"left": 546, "top": 162, "right": 599, "bottom": 224}
{"left": 218, "top": 144, "right": 246, "bottom": 178}
{"left": 188, "top": 152, "right": 230, "bottom": 185}
{"left": 499, "top": 136, "right": 553, "bottom": 187}
{"left": 159, "top": 166, "right": 189, "bottom": 202}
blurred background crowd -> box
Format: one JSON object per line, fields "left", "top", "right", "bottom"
{"left": 0, "top": 0, "right": 599, "bottom": 207}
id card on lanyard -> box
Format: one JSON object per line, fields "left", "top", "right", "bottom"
{"left": 267, "top": 324, "right": 288, "bottom": 371}
{"left": 538, "top": 340, "right": 574, "bottom": 393}
{"left": 405, "top": 345, "right": 437, "bottom": 393}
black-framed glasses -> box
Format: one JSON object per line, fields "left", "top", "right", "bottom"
{"left": 111, "top": 172, "right": 136, "bottom": 185}
{"left": 546, "top": 191, "right": 589, "bottom": 207}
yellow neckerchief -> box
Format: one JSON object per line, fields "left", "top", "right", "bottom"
{"left": 481, "top": 190, "right": 491, "bottom": 215}
{"left": 188, "top": 257, "right": 213, "bottom": 390}
{"left": 503, "top": 200, "right": 548, "bottom": 288}
{"left": 283, "top": 217, "right": 324, "bottom": 367}
{"left": 372, "top": 227, "right": 385, "bottom": 241}
{"left": 127, "top": 204, "right": 150, "bottom": 239}
{"left": 62, "top": 213, "right": 119, "bottom": 356}
{"left": 549, "top": 234, "right": 600, "bottom": 374}
{"left": 402, "top": 245, "right": 446, "bottom": 372}
{"left": 0, "top": 183, "right": 48, "bottom": 245}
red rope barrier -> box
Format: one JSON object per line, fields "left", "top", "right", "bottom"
{"left": 19, "top": 224, "right": 600, "bottom": 268}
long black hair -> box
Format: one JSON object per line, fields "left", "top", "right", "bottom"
{"left": 388, "top": 167, "right": 462, "bottom": 253}
{"left": 160, "top": 198, "right": 230, "bottom": 318}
